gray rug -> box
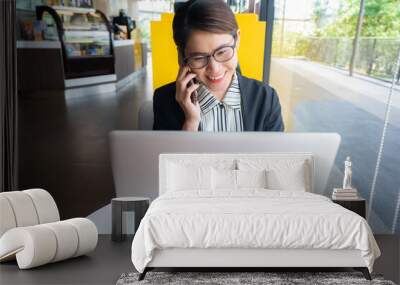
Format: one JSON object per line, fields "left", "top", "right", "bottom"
{"left": 116, "top": 272, "right": 396, "bottom": 285}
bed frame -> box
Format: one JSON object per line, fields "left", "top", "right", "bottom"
{"left": 139, "top": 248, "right": 371, "bottom": 280}
{"left": 137, "top": 152, "right": 372, "bottom": 281}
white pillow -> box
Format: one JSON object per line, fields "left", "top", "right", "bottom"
{"left": 211, "top": 169, "right": 268, "bottom": 190}
{"left": 212, "top": 168, "right": 236, "bottom": 190}
{"left": 266, "top": 163, "right": 306, "bottom": 191}
{"left": 238, "top": 159, "right": 309, "bottom": 191}
{"left": 236, "top": 169, "right": 268, "bottom": 188}
{"left": 167, "top": 162, "right": 212, "bottom": 191}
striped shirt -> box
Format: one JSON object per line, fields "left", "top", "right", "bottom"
{"left": 197, "top": 72, "right": 243, "bottom": 132}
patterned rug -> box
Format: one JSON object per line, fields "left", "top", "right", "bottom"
{"left": 116, "top": 271, "right": 396, "bottom": 285}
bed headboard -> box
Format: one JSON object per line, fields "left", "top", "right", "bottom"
{"left": 159, "top": 153, "right": 314, "bottom": 195}
{"left": 109, "top": 131, "right": 340, "bottom": 200}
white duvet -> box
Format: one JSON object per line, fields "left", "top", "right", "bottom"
{"left": 131, "top": 190, "right": 380, "bottom": 273}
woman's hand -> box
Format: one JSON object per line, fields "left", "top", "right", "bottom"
{"left": 175, "top": 66, "right": 201, "bottom": 131}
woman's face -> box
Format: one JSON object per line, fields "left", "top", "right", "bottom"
{"left": 183, "top": 30, "right": 240, "bottom": 96}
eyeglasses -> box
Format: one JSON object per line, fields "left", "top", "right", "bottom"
{"left": 184, "top": 36, "right": 237, "bottom": 69}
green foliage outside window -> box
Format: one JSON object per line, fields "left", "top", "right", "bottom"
{"left": 273, "top": 0, "right": 400, "bottom": 81}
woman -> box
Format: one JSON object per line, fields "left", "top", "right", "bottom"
{"left": 153, "top": 0, "right": 284, "bottom": 132}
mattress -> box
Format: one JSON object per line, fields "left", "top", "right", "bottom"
{"left": 131, "top": 189, "right": 380, "bottom": 273}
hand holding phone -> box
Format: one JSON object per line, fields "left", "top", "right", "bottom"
{"left": 175, "top": 66, "right": 201, "bottom": 130}
{"left": 187, "top": 77, "right": 199, "bottom": 104}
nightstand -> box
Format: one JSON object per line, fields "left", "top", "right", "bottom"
{"left": 332, "top": 198, "right": 366, "bottom": 218}
{"left": 111, "top": 197, "right": 150, "bottom": 242}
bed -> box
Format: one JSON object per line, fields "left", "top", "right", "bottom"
{"left": 131, "top": 153, "right": 381, "bottom": 280}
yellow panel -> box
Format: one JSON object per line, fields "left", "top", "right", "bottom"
{"left": 151, "top": 13, "right": 266, "bottom": 90}
{"left": 236, "top": 14, "right": 266, "bottom": 82}
{"left": 161, "top": 13, "right": 174, "bottom": 21}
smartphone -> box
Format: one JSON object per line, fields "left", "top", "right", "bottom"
{"left": 190, "top": 78, "right": 199, "bottom": 104}
{"left": 187, "top": 69, "right": 198, "bottom": 104}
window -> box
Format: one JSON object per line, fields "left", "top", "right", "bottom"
{"left": 270, "top": 0, "right": 400, "bottom": 233}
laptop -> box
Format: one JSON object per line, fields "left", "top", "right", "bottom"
{"left": 109, "top": 131, "right": 340, "bottom": 199}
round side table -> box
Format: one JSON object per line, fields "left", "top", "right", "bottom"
{"left": 111, "top": 197, "right": 150, "bottom": 242}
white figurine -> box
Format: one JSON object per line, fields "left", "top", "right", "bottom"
{"left": 342, "top": 156, "right": 353, "bottom": 190}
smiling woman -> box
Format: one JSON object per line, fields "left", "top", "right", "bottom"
{"left": 152, "top": 0, "right": 284, "bottom": 132}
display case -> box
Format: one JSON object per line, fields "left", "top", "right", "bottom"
{"left": 36, "top": 5, "right": 114, "bottom": 79}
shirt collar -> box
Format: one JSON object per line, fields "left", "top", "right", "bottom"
{"left": 198, "top": 72, "right": 241, "bottom": 114}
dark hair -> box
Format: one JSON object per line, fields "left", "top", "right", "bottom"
{"left": 173, "top": 0, "right": 238, "bottom": 55}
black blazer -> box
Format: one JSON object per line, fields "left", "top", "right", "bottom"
{"left": 153, "top": 73, "right": 284, "bottom": 131}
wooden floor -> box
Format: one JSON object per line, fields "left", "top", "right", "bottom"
{"left": 0, "top": 235, "right": 398, "bottom": 285}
